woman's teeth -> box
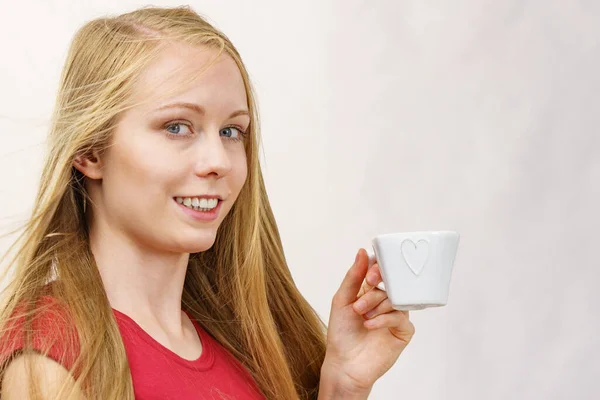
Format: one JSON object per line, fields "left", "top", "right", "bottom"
{"left": 176, "top": 197, "right": 219, "bottom": 211}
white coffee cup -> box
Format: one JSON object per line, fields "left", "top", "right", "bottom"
{"left": 365, "top": 231, "right": 460, "bottom": 311}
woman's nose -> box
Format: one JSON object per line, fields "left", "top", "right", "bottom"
{"left": 192, "top": 133, "right": 233, "bottom": 177}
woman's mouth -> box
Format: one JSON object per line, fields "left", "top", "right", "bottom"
{"left": 174, "top": 196, "right": 223, "bottom": 221}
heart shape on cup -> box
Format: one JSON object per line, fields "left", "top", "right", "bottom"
{"left": 401, "top": 239, "right": 430, "bottom": 276}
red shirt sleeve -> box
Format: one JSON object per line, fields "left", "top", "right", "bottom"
{"left": 0, "top": 295, "right": 80, "bottom": 375}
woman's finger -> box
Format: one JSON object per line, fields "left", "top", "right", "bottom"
{"left": 335, "top": 249, "right": 369, "bottom": 306}
{"left": 353, "top": 287, "right": 388, "bottom": 315}
{"left": 356, "top": 263, "right": 382, "bottom": 299}
{"left": 363, "top": 298, "right": 394, "bottom": 319}
{"left": 366, "top": 263, "right": 382, "bottom": 287}
{"left": 363, "top": 311, "right": 416, "bottom": 342}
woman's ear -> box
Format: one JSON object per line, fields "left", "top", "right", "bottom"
{"left": 73, "top": 150, "right": 104, "bottom": 180}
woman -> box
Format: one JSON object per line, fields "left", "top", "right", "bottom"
{"left": 0, "top": 6, "right": 414, "bottom": 399}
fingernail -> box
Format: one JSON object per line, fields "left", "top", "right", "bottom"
{"left": 364, "top": 319, "right": 378, "bottom": 328}
{"left": 367, "top": 274, "right": 377, "bottom": 286}
{"left": 354, "top": 300, "right": 367, "bottom": 313}
{"left": 365, "top": 309, "right": 376, "bottom": 318}
{"left": 355, "top": 250, "right": 360, "bottom": 264}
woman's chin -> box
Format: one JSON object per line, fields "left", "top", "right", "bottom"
{"left": 172, "top": 235, "right": 217, "bottom": 254}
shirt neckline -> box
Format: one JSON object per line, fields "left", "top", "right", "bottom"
{"left": 111, "top": 308, "right": 215, "bottom": 371}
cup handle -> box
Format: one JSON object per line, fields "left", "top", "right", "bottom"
{"left": 365, "top": 248, "right": 386, "bottom": 291}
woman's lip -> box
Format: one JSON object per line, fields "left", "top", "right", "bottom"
{"left": 174, "top": 198, "right": 223, "bottom": 222}
{"left": 174, "top": 195, "right": 223, "bottom": 200}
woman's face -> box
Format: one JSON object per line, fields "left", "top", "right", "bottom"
{"left": 80, "top": 43, "right": 249, "bottom": 254}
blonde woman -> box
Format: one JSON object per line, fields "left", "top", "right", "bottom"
{"left": 0, "top": 6, "right": 414, "bottom": 399}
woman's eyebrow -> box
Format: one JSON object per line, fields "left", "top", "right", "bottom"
{"left": 155, "top": 102, "right": 249, "bottom": 118}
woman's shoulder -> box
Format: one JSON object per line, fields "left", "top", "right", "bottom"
{"left": 0, "top": 291, "right": 81, "bottom": 373}
{"left": 1, "top": 349, "right": 83, "bottom": 399}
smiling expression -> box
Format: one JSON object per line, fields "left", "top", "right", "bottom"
{"left": 84, "top": 43, "right": 250, "bottom": 254}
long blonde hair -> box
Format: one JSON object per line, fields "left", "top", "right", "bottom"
{"left": 0, "top": 6, "right": 327, "bottom": 399}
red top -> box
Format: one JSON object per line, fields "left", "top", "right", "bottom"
{"left": 0, "top": 297, "right": 265, "bottom": 399}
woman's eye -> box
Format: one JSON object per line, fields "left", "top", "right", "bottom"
{"left": 220, "top": 126, "right": 245, "bottom": 141}
{"left": 163, "top": 122, "right": 245, "bottom": 141}
{"left": 165, "top": 123, "right": 192, "bottom": 136}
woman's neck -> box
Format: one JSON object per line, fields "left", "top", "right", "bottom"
{"left": 88, "top": 217, "right": 190, "bottom": 329}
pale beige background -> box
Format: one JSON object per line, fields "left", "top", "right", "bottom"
{"left": 1, "top": 1, "right": 598, "bottom": 399}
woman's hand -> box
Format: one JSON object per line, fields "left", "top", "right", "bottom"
{"left": 321, "top": 248, "right": 415, "bottom": 396}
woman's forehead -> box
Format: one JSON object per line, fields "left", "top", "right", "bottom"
{"left": 129, "top": 43, "right": 247, "bottom": 113}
